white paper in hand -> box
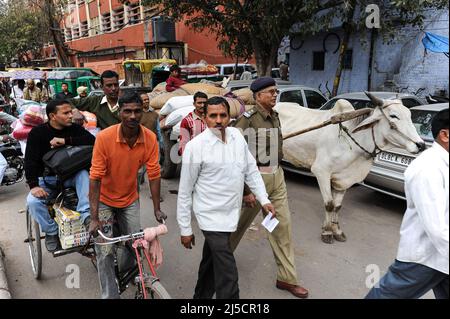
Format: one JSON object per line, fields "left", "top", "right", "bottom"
{"left": 261, "top": 213, "right": 279, "bottom": 233}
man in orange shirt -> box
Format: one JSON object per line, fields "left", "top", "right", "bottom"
{"left": 88, "top": 91, "right": 166, "bottom": 299}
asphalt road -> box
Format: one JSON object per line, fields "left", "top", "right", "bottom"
{"left": 0, "top": 171, "right": 434, "bottom": 299}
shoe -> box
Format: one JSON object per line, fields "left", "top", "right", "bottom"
{"left": 45, "top": 234, "right": 60, "bottom": 252}
{"left": 276, "top": 280, "right": 309, "bottom": 299}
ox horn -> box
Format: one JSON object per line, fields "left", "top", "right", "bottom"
{"left": 365, "top": 91, "right": 384, "bottom": 107}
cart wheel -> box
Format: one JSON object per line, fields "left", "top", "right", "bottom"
{"left": 26, "top": 209, "right": 42, "bottom": 280}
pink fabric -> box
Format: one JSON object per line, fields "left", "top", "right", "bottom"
{"left": 133, "top": 224, "right": 168, "bottom": 269}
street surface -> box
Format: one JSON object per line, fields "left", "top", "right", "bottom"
{"left": 0, "top": 171, "right": 433, "bottom": 299}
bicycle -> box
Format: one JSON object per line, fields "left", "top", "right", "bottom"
{"left": 97, "top": 224, "right": 171, "bottom": 299}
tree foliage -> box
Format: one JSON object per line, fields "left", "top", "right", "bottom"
{"left": 140, "top": 0, "right": 448, "bottom": 76}
{"left": 0, "top": 0, "right": 72, "bottom": 66}
{"left": 0, "top": 0, "right": 50, "bottom": 64}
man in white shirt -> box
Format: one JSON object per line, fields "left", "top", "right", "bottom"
{"left": 366, "top": 108, "right": 449, "bottom": 299}
{"left": 177, "top": 96, "right": 275, "bottom": 299}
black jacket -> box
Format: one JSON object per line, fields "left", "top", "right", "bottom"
{"left": 24, "top": 123, "right": 95, "bottom": 189}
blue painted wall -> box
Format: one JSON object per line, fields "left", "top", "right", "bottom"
{"left": 290, "top": 9, "right": 449, "bottom": 97}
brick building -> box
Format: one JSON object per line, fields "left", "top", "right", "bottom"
{"left": 57, "top": 0, "right": 237, "bottom": 74}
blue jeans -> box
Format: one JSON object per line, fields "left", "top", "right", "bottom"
{"left": 365, "top": 259, "right": 449, "bottom": 299}
{"left": 26, "top": 170, "right": 90, "bottom": 235}
{"left": 94, "top": 200, "right": 141, "bottom": 299}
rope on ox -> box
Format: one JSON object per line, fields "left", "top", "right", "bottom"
{"left": 282, "top": 108, "right": 373, "bottom": 140}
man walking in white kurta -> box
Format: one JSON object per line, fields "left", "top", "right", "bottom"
{"left": 177, "top": 96, "right": 275, "bottom": 299}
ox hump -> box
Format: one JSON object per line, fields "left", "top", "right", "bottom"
{"left": 330, "top": 99, "right": 355, "bottom": 114}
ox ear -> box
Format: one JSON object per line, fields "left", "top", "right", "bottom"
{"left": 352, "top": 114, "right": 381, "bottom": 133}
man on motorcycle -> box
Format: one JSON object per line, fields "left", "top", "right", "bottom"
{"left": 1, "top": 110, "right": 17, "bottom": 186}
{"left": 25, "top": 99, "right": 95, "bottom": 252}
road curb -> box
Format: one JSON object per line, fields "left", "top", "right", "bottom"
{"left": 0, "top": 245, "right": 12, "bottom": 299}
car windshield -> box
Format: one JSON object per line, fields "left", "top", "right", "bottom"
{"left": 411, "top": 109, "right": 438, "bottom": 141}
{"left": 320, "top": 98, "right": 373, "bottom": 110}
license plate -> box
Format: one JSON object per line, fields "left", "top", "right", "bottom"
{"left": 378, "top": 152, "right": 414, "bottom": 166}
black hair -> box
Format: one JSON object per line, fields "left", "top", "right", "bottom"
{"left": 62, "top": 82, "right": 69, "bottom": 87}
{"left": 100, "top": 70, "right": 119, "bottom": 85}
{"left": 170, "top": 65, "right": 181, "bottom": 73}
{"left": 432, "top": 108, "right": 449, "bottom": 139}
{"left": 204, "top": 96, "right": 230, "bottom": 115}
{"left": 46, "top": 99, "right": 70, "bottom": 119}
{"left": 194, "top": 91, "right": 208, "bottom": 102}
{"left": 118, "top": 91, "right": 143, "bottom": 109}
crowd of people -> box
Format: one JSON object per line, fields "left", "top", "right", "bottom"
{"left": 0, "top": 67, "right": 448, "bottom": 300}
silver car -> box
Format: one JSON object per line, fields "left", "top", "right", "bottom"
{"left": 227, "top": 81, "right": 328, "bottom": 109}
{"left": 320, "top": 91, "right": 425, "bottom": 110}
{"left": 361, "top": 103, "right": 449, "bottom": 200}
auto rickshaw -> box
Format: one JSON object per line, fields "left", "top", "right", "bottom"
{"left": 122, "top": 59, "right": 177, "bottom": 89}
{"left": 47, "top": 68, "right": 100, "bottom": 98}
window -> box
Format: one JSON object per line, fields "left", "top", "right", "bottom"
{"left": 411, "top": 110, "right": 437, "bottom": 141}
{"left": 313, "top": 51, "right": 325, "bottom": 71}
{"left": 80, "top": 21, "right": 88, "bottom": 37}
{"left": 279, "top": 90, "right": 305, "bottom": 106}
{"left": 127, "top": 3, "right": 141, "bottom": 25}
{"left": 101, "top": 13, "right": 111, "bottom": 32}
{"left": 143, "top": 5, "right": 159, "bottom": 19}
{"left": 304, "top": 90, "right": 327, "bottom": 109}
{"left": 72, "top": 25, "right": 80, "bottom": 39}
{"left": 112, "top": 7, "right": 125, "bottom": 30}
{"left": 401, "top": 98, "right": 422, "bottom": 108}
{"left": 343, "top": 50, "right": 353, "bottom": 69}
{"left": 223, "top": 67, "right": 234, "bottom": 75}
{"left": 64, "top": 28, "right": 72, "bottom": 41}
{"left": 89, "top": 17, "right": 100, "bottom": 36}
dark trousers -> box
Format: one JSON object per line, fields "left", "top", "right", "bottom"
{"left": 365, "top": 260, "right": 449, "bottom": 299}
{"left": 193, "top": 231, "right": 240, "bottom": 299}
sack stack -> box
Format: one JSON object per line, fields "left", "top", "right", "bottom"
{"left": 53, "top": 205, "right": 90, "bottom": 250}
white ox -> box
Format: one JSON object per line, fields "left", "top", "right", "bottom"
{"left": 274, "top": 93, "right": 425, "bottom": 244}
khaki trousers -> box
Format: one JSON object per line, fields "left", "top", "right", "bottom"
{"left": 230, "top": 167, "right": 298, "bottom": 285}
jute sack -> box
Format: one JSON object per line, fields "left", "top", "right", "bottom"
{"left": 149, "top": 89, "right": 189, "bottom": 109}
{"left": 152, "top": 82, "right": 167, "bottom": 93}
{"left": 180, "top": 83, "right": 228, "bottom": 96}
{"left": 225, "top": 97, "right": 245, "bottom": 118}
{"left": 233, "top": 88, "right": 255, "bottom": 105}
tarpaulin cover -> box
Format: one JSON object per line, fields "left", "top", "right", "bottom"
{"left": 11, "top": 70, "right": 45, "bottom": 80}
{"left": 422, "top": 32, "right": 449, "bottom": 55}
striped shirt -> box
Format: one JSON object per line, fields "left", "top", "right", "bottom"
{"left": 178, "top": 111, "right": 207, "bottom": 155}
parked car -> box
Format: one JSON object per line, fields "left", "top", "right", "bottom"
{"left": 361, "top": 103, "right": 449, "bottom": 200}
{"left": 320, "top": 91, "right": 425, "bottom": 110}
{"left": 227, "top": 81, "right": 328, "bottom": 109}
{"left": 226, "top": 79, "right": 291, "bottom": 91}
{"left": 215, "top": 63, "right": 257, "bottom": 79}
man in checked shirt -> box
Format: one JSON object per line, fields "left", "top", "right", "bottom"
{"left": 178, "top": 91, "right": 208, "bottom": 155}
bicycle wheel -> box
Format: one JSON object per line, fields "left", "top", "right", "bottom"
{"left": 146, "top": 280, "right": 171, "bottom": 299}
{"left": 26, "top": 209, "right": 42, "bottom": 279}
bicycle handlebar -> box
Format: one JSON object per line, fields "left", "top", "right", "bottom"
{"left": 96, "top": 219, "right": 167, "bottom": 245}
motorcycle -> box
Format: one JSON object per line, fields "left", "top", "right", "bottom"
{"left": 0, "top": 140, "right": 24, "bottom": 186}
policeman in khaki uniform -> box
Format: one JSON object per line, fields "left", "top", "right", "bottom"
{"left": 230, "top": 77, "right": 309, "bottom": 298}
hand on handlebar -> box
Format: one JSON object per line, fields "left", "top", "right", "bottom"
{"left": 154, "top": 209, "right": 167, "bottom": 223}
{"left": 89, "top": 218, "right": 103, "bottom": 237}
